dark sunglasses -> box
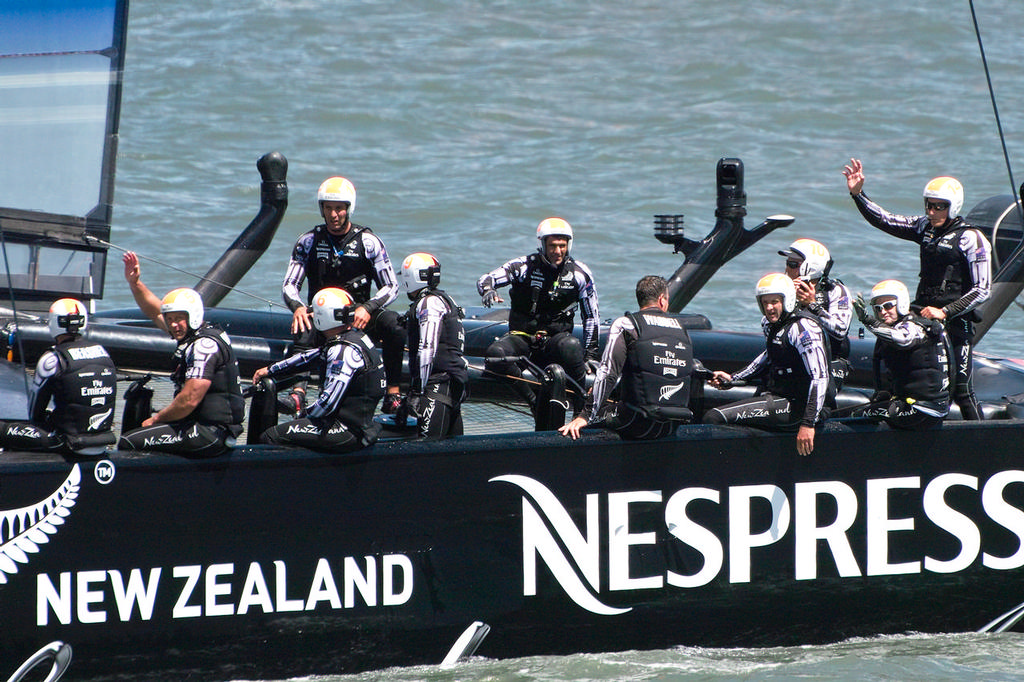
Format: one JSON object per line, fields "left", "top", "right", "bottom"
{"left": 785, "top": 259, "right": 802, "bottom": 269}
{"left": 925, "top": 201, "right": 950, "bottom": 212}
{"left": 872, "top": 300, "right": 898, "bottom": 313}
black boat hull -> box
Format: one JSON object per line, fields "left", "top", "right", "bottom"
{"left": 3, "top": 419, "right": 1024, "bottom": 679}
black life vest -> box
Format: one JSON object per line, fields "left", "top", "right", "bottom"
{"left": 51, "top": 338, "right": 117, "bottom": 435}
{"left": 304, "top": 223, "right": 376, "bottom": 304}
{"left": 170, "top": 324, "right": 245, "bottom": 427}
{"left": 507, "top": 253, "right": 580, "bottom": 336}
{"left": 916, "top": 221, "right": 973, "bottom": 309}
{"left": 876, "top": 314, "right": 951, "bottom": 408}
{"left": 320, "top": 330, "right": 386, "bottom": 432}
{"left": 764, "top": 310, "right": 828, "bottom": 404}
{"left": 406, "top": 289, "right": 468, "bottom": 388}
{"left": 621, "top": 309, "right": 696, "bottom": 422}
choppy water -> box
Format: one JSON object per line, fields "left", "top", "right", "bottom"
{"left": 105, "top": 0, "right": 1024, "bottom": 678}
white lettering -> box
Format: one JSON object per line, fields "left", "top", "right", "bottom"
{"left": 923, "top": 474, "right": 980, "bottom": 573}
{"left": 664, "top": 487, "right": 723, "bottom": 588}
{"left": 492, "top": 474, "right": 629, "bottom": 615}
{"left": 37, "top": 572, "right": 71, "bottom": 626}
{"left": 306, "top": 558, "right": 342, "bottom": 610}
{"left": 274, "top": 560, "right": 304, "bottom": 612}
{"left": 794, "top": 481, "right": 861, "bottom": 580}
{"left": 172, "top": 565, "right": 202, "bottom": 618}
{"left": 383, "top": 554, "right": 414, "bottom": 606}
{"left": 982, "top": 470, "right": 1024, "bottom": 570}
{"left": 237, "top": 561, "right": 274, "bottom": 615}
{"left": 608, "top": 491, "right": 663, "bottom": 591}
{"left": 205, "top": 563, "right": 234, "bottom": 617}
{"left": 109, "top": 568, "right": 162, "bottom": 621}
{"left": 866, "top": 477, "right": 920, "bottom": 576}
{"left": 343, "top": 556, "right": 376, "bottom": 608}
{"left": 729, "top": 485, "right": 790, "bottom": 583}
{"left": 77, "top": 570, "right": 107, "bottom": 623}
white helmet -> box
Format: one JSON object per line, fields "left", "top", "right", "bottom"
{"left": 923, "top": 176, "right": 963, "bottom": 219}
{"left": 536, "top": 217, "right": 573, "bottom": 255}
{"left": 160, "top": 288, "right": 205, "bottom": 330}
{"left": 48, "top": 298, "right": 88, "bottom": 337}
{"left": 870, "top": 279, "right": 911, "bottom": 316}
{"left": 778, "top": 238, "right": 832, "bottom": 281}
{"left": 400, "top": 252, "right": 441, "bottom": 296}
{"left": 755, "top": 272, "right": 797, "bottom": 315}
{"left": 317, "top": 176, "right": 357, "bottom": 218}
{"left": 312, "top": 287, "right": 355, "bottom": 332}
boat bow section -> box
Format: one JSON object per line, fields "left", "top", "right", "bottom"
{"left": 2, "top": 420, "right": 1024, "bottom": 678}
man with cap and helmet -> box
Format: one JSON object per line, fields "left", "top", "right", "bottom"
{"left": 476, "top": 217, "right": 600, "bottom": 419}
{"left": 399, "top": 252, "right": 468, "bottom": 440}
{"left": 853, "top": 279, "right": 952, "bottom": 430}
{"left": 251, "top": 287, "right": 386, "bottom": 451}
{"left": 281, "top": 177, "right": 405, "bottom": 416}
{"left": 0, "top": 298, "right": 117, "bottom": 456}
{"left": 842, "top": 158, "right": 991, "bottom": 420}
{"left": 120, "top": 252, "right": 245, "bottom": 457}
{"left": 778, "top": 238, "right": 853, "bottom": 396}
{"left": 705, "top": 273, "right": 832, "bottom": 456}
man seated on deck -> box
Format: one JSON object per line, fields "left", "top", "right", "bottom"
{"left": 251, "top": 287, "right": 385, "bottom": 452}
{"left": 852, "top": 279, "right": 952, "bottom": 430}
{"left": 119, "top": 252, "right": 245, "bottom": 457}
{"left": 559, "top": 275, "right": 709, "bottom": 441}
{"left": 476, "top": 217, "right": 599, "bottom": 421}
{"left": 704, "top": 273, "right": 832, "bottom": 456}
{"left": 0, "top": 298, "right": 117, "bottom": 456}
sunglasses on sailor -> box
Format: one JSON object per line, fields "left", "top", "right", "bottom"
{"left": 785, "top": 259, "right": 802, "bottom": 269}
{"left": 925, "top": 201, "right": 950, "bottom": 212}
{"left": 872, "top": 300, "right": 899, "bottom": 313}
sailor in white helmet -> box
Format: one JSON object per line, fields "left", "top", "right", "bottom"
{"left": 399, "top": 253, "right": 468, "bottom": 440}
{"left": 120, "top": 252, "right": 245, "bottom": 457}
{"left": 252, "top": 287, "right": 386, "bottom": 452}
{"left": 0, "top": 298, "right": 117, "bottom": 456}
{"left": 281, "top": 177, "right": 406, "bottom": 417}
{"left": 705, "top": 273, "right": 833, "bottom": 456}
{"left": 779, "top": 237, "right": 853, "bottom": 397}
{"left": 843, "top": 158, "right": 991, "bottom": 420}
{"left": 853, "top": 279, "right": 953, "bottom": 430}
{"left": 476, "top": 217, "right": 600, "bottom": 421}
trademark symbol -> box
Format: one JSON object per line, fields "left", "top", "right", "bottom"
{"left": 94, "top": 460, "right": 116, "bottom": 485}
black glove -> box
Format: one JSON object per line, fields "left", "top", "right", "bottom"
{"left": 481, "top": 288, "right": 500, "bottom": 308}
{"left": 853, "top": 293, "right": 878, "bottom": 327}
{"left": 585, "top": 358, "right": 601, "bottom": 375}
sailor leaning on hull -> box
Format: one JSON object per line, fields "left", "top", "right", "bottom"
{"left": 559, "top": 275, "right": 709, "bottom": 441}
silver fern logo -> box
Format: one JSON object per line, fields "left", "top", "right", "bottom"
{"left": 0, "top": 464, "right": 80, "bottom": 585}
{"left": 659, "top": 380, "right": 686, "bottom": 401}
